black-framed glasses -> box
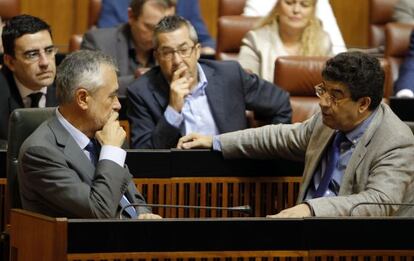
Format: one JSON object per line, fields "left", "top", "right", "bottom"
{"left": 17, "top": 46, "right": 58, "bottom": 63}
{"left": 314, "top": 83, "right": 350, "bottom": 106}
{"left": 157, "top": 45, "right": 196, "bottom": 60}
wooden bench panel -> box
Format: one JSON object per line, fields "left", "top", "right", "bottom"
{"left": 134, "top": 176, "right": 302, "bottom": 218}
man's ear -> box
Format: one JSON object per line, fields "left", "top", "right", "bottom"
{"left": 358, "top": 96, "right": 372, "bottom": 114}
{"left": 75, "top": 88, "right": 90, "bottom": 111}
{"left": 127, "top": 8, "right": 135, "bottom": 23}
{"left": 3, "top": 54, "right": 16, "bottom": 72}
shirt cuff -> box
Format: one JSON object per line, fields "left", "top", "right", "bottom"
{"left": 396, "top": 89, "right": 414, "bottom": 98}
{"left": 303, "top": 201, "right": 315, "bottom": 216}
{"left": 99, "top": 145, "right": 126, "bottom": 167}
{"left": 212, "top": 135, "right": 222, "bottom": 151}
{"left": 164, "top": 106, "right": 184, "bottom": 128}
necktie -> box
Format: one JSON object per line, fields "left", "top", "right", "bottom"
{"left": 84, "top": 139, "right": 99, "bottom": 166}
{"left": 314, "top": 132, "right": 346, "bottom": 198}
{"left": 119, "top": 195, "right": 138, "bottom": 218}
{"left": 28, "top": 92, "right": 43, "bottom": 108}
{"left": 84, "top": 139, "right": 138, "bottom": 218}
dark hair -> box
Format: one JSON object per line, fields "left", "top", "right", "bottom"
{"left": 2, "top": 14, "right": 52, "bottom": 56}
{"left": 153, "top": 15, "right": 198, "bottom": 48}
{"left": 130, "top": 0, "right": 172, "bottom": 17}
{"left": 322, "top": 51, "right": 384, "bottom": 110}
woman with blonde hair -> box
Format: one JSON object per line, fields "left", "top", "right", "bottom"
{"left": 238, "top": 0, "right": 334, "bottom": 82}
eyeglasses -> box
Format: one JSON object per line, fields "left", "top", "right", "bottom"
{"left": 314, "top": 83, "right": 350, "bottom": 106}
{"left": 157, "top": 45, "right": 196, "bottom": 60}
{"left": 17, "top": 46, "right": 58, "bottom": 63}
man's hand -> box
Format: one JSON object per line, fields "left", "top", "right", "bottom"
{"left": 138, "top": 213, "right": 162, "bottom": 219}
{"left": 169, "top": 65, "right": 193, "bottom": 112}
{"left": 266, "top": 204, "right": 312, "bottom": 218}
{"left": 95, "top": 112, "right": 126, "bottom": 147}
{"left": 177, "top": 133, "right": 213, "bottom": 149}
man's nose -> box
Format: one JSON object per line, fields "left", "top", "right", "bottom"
{"left": 38, "top": 52, "right": 50, "bottom": 67}
{"left": 113, "top": 96, "right": 121, "bottom": 111}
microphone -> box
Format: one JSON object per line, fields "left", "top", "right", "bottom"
{"left": 349, "top": 202, "right": 414, "bottom": 216}
{"left": 119, "top": 203, "right": 252, "bottom": 219}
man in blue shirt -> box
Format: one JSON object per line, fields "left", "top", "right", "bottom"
{"left": 127, "top": 15, "right": 291, "bottom": 149}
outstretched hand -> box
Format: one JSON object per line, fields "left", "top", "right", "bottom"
{"left": 266, "top": 204, "right": 312, "bottom": 218}
{"left": 176, "top": 133, "right": 213, "bottom": 149}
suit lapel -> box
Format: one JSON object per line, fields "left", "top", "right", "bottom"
{"left": 48, "top": 117, "right": 95, "bottom": 185}
{"left": 298, "top": 126, "right": 335, "bottom": 200}
{"left": 150, "top": 70, "right": 170, "bottom": 109}
{"left": 45, "top": 85, "right": 58, "bottom": 107}
{"left": 116, "top": 25, "right": 131, "bottom": 75}
{"left": 340, "top": 107, "right": 383, "bottom": 193}
{"left": 203, "top": 64, "right": 226, "bottom": 132}
{"left": 6, "top": 72, "right": 24, "bottom": 111}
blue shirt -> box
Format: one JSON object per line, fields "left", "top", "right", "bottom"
{"left": 305, "top": 109, "right": 378, "bottom": 199}
{"left": 165, "top": 63, "right": 219, "bottom": 136}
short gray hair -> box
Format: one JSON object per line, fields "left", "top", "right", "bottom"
{"left": 153, "top": 15, "right": 198, "bottom": 49}
{"left": 56, "top": 50, "right": 117, "bottom": 104}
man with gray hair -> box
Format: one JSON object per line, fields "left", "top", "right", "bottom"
{"left": 127, "top": 15, "right": 292, "bottom": 149}
{"left": 18, "top": 50, "right": 161, "bottom": 219}
{"left": 81, "top": 0, "right": 173, "bottom": 96}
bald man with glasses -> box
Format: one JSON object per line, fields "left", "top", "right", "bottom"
{"left": 0, "top": 15, "right": 58, "bottom": 145}
{"left": 127, "top": 15, "right": 292, "bottom": 149}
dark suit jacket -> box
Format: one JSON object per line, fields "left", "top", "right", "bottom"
{"left": 0, "top": 67, "right": 58, "bottom": 144}
{"left": 395, "top": 30, "right": 414, "bottom": 93}
{"left": 18, "top": 113, "right": 151, "bottom": 218}
{"left": 127, "top": 59, "right": 292, "bottom": 149}
{"left": 81, "top": 24, "right": 152, "bottom": 97}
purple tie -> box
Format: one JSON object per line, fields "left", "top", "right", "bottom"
{"left": 314, "top": 132, "right": 346, "bottom": 198}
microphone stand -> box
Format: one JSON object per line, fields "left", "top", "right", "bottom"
{"left": 119, "top": 203, "right": 252, "bottom": 219}
{"left": 349, "top": 202, "right": 414, "bottom": 216}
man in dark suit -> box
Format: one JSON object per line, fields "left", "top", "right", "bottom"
{"left": 0, "top": 15, "right": 58, "bottom": 145}
{"left": 81, "top": 0, "right": 172, "bottom": 96}
{"left": 127, "top": 15, "right": 292, "bottom": 149}
{"left": 18, "top": 50, "right": 161, "bottom": 219}
{"left": 394, "top": 29, "right": 414, "bottom": 98}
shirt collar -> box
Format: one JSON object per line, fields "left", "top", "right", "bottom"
{"left": 345, "top": 108, "right": 378, "bottom": 145}
{"left": 14, "top": 74, "right": 47, "bottom": 99}
{"left": 56, "top": 108, "right": 91, "bottom": 150}
{"left": 190, "top": 63, "right": 208, "bottom": 96}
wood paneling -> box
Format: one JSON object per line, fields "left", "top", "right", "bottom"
{"left": 199, "top": 0, "right": 218, "bottom": 39}
{"left": 19, "top": 0, "right": 89, "bottom": 53}
{"left": 330, "top": 0, "right": 370, "bottom": 48}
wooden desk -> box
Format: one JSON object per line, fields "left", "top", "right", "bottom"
{"left": 1, "top": 149, "right": 303, "bottom": 223}
{"left": 10, "top": 209, "right": 414, "bottom": 261}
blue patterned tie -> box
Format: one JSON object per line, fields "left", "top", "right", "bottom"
{"left": 84, "top": 139, "right": 98, "bottom": 166}
{"left": 119, "top": 195, "right": 138, "bottom": 218}
{"left": 84, "top": 140, "right": 138, "bottom": 218}
{"left": 314, "top": 132, "right": 346, "bottom": 198}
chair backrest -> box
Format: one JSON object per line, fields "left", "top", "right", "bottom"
{"left": 69, "top": 34, "right": 83, "bottom": 52}
{"left": 216, "top": 16, "right": 259, "bottom": 60}
{"left": 385, "top": 22, "right": 414, "bottom": 84}
{"left": 6, "top": 108, "right": 55, "bottom": 223}
{"left": 88, "top": 0, "right": 102, "bottom": 28}
{"left": 369, "top": 0, "right": 399, "bottom": 48}
{"left": 274, "top": 56, "right": 393, "bottom": 123}
{"left": 218, "top": 0, "right": 246, "bottom": 17}
{"left": 0, "top": 0, "right": 20, "bottom": 20}
{"left": 274, "top": 56, "right": 327, "bottom": 123}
